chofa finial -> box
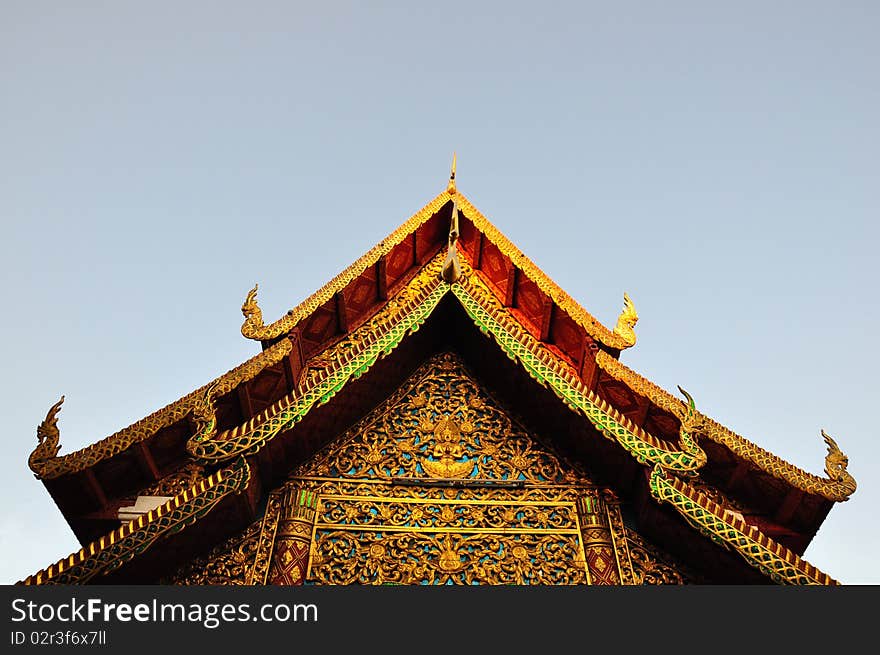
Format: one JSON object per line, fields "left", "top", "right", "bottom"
{"left": 447, "top": 152, "right": 457, "bottom": 194}
{"left": 441, "top": 198, "right": 462, "bottom": 284}
{"left": 820, "top": 429, "right": 855, "bottom": 486}
{"left": 612, "top": 292, "right": 639, "bottom": 347}
{"left": 240, "top": 284, "right": 266, "bottom": 339}
{"left": 29, "top": 395, "right": 65, "bottom": 476}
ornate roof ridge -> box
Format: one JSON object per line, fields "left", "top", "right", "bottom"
{"left": 28, "top": 339, "right": 292, "bottom": 480}
{"left": 191, "top": 257, "right": 448, "bottom": 462}
{"left": 594, "top": 350, "right": 857, "bottom": 502}
{"left": 452, "top": 193, "right": 636, "bottom": 350}
{"left": 23, "top": 252, "right": 841, "bottom": 585}
{"left": 19, "top": 457, "right": 251, "bottom": 585}
{"left": 190, "top": 254, "right": 707, "bottom": 476}
{"left": 650, "top": 466, "right": 838, "bottom": 585}
{"left": 241, "top": 191, "right": 451, "bottom": 340}
{"left": 240, "top": 188, "right": 635, "bottom": 350}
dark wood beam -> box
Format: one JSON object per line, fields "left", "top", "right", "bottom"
{"left": 474, "top": 231, "right": 484, "bottom": 270}
{"left": 629, "top": 397, "right": 651, "bottom": 429}
{"left": 727, "top": 461, "right": 751, "bottom": 491}
{"left": 579, "top": 338, "right": 601, "bottom": 392}
{"left": 539, "top": 298, "right": 554, "bottom": 342}
{"left": 412, "top": 231, "right": 419, "bottom": 266}
{"left": 240, "top": 457, "right": 262, "bottom": 520}
{"left": 774, "top": 489, "right": 804, "bottom": 527}
{"left": 84, "top": 469, "right": 108, "bottom": 508}
{"left": 504, "top": 265, "right": 517, "bottom": 307}
{"left": 283, "top": 331, "right": 305, "bottom": 390}
{"left": 335, "top": 291, "right": 349, "bottom": 334}
{"left": 376, "top": 256, "right": 388, "bottom": 301}
{"left": 237, "top": 383, "right": 254, "bottom": 421}
{"left": 137, "top": 442, "right": 161, "bottom": 481}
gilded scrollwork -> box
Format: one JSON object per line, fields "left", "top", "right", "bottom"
{"left": 141, "top": 461, "right": 205, "bottom": 498}
{"left": 297, "top": 477, "right": 587, "bottom": 503}
{"left": 246, "top": 490, "right": 283, "bottom": 585}
{"left": 296, "top": 352, "right": 586, "bottom": 484}
{"left": 309, "top": 531, "right": 587, "bottom": 585}
{"left": 317, "top": 496, "right": 577, "bottom": 532}
{"left": 627, "top": 531, "right": 694, "bottom": 585}
{"left": 163, "top": 522, "right": 261, "bottom": 585}
{"left": 283, "top": 353, "right": 594, "bottom": 585}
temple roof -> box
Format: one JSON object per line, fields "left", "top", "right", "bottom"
{"left": 23, "top": 171, "right": 856, "bottom": 585}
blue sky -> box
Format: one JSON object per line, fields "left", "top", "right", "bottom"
{"left": 1, "top": 1, "right": 877, "bottom": 584}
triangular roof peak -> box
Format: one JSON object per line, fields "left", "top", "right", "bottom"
{"left": 24, "top": 248, "right": 846, "bottom": 585}
{"left": 239, "top": 181, "right": 639, "bottom": 352}
{"left": 23, "top": 166, "right": 855, "bottom": 585}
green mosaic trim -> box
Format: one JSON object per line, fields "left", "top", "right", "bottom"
{"left": 648, "top": 466, "right": 835, "bottom": 585}
{"left": 451, "top": 281, "right": 706, "bottom": 474}
{"left": 188, "top": 280, "right": 448, "bottom": 462}
{"left": 22, "top": 457, "right": 251, "bottom": 585}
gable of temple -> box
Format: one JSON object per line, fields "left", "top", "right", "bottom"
{"left": 163, "top": 353, "right": 703, "bottom": 585}
{"left": 20, "top": 165, "right": 856, "bottom": 585}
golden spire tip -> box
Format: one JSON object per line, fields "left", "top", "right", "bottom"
{"left": 447, "top": 152, "right": 457, "bottom": 194}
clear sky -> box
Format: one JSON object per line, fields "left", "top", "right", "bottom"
{"left": 1, "top": 1, "right": 877, "bottom": 584}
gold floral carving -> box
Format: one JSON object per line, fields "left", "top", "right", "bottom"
{"left": 316, "top": 495, "right": 579, "bottom": 532}
{"left": 594, "top": 349, "right": 857, "bottom": 501}
{"left": 626, "top": 531, "right": 701, "bottom": 585}
{"left": 281, "top": 353, "right": 596, "bottom": 584}
{"left": 163, "top": 522, "right": 261, "bottom": 585}
{"left": 246, "top": 490, "right": 283, "bottom": 585}
{"left": 296, "top": 478, "right": 586, "bottom": 504}
{"left": 297, "top": 352, "right": 586, "bottom": 484}
{"left": 141, "top": 461, "right": 205, "bottom": 498}
{"left": 604, "top": 498, "right": 637, "bottom": 585}
{"left": 309, "top": 530, "right": 587, "bottom": 585}
{"left": 28, "top": 339, "right": 291, "bottom": 480}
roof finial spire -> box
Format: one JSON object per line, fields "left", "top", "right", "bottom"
{"left": 447, "top": 152, "right": 457, "bottom": 194}
{"left": 441, "top": 198, "right": 462, "bottom": 284}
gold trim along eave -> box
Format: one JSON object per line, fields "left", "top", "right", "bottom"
{"left": 239, "top": 188, "right": 635, "bottom": 350}
{"left": 20, "top": 457, "right": 252, "bottom": 585}
{"left": 27, "top": 340, "right": 292, "bottom": 480}
{"left": 649, "top": 466, "right": 839, "bottom": 585}
{"left": 594, "top": 350, "right": 857, "bottom": 502}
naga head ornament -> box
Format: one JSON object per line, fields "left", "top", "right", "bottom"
{"left": 241, "top": 284, "right": 264, "bottom": 328}
{"left": 29, "top": 395, "right": 65, "bottom": 476}
{"left": 613, "top": 293, "right": 639, "bottom": 347}
{"left": 675, "top": 386, "right": 708, "bottom": 470}
{"left": 821, "top": 429, "right": 852, "bottom": 483}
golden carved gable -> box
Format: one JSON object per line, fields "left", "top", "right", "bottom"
{"left": 163, "top": 352, "right": 704, "bottom": 585}
{"left": 296, "top": 352, "right": 587, "bottom": 484}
